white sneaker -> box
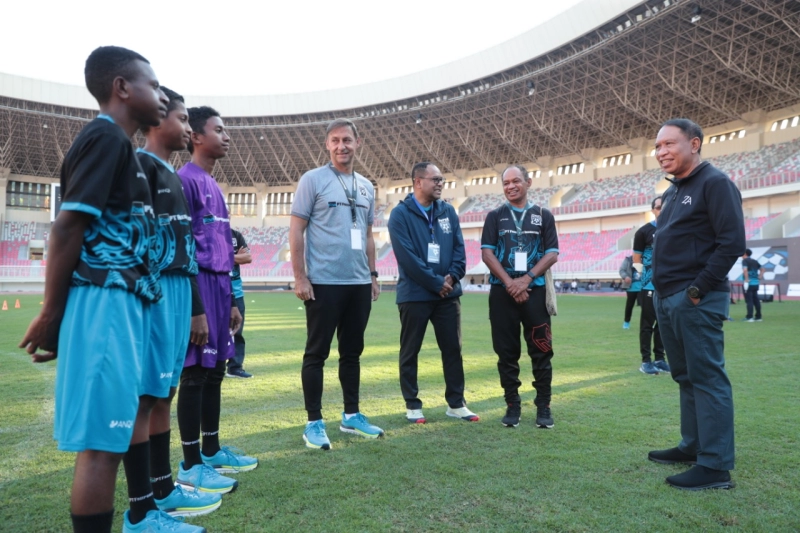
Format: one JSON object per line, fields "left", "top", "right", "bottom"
{"left": 445, "top": 406, "right": 480, "bottom": 422}
{"left": 406, "top": 409, "right": 426, "bottom": 424}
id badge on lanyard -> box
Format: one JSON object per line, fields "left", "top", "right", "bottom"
{"left": 428, "top": 243, "right": 440, "bottom": 263}
{"left": 351, "top": 228, "right": 362, "bottom": 250}
{"left": 513, "top": 249, "right": 527, "bottom": 272}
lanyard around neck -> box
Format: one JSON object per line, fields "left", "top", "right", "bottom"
{"left": 507, "top": 202, "right": 531, "bottom": 237}
{"left": 330, "top": 163, "right": 358, "bottom": 228}
{"left": 412, "top": 196, "right": 436, "bottom": 242}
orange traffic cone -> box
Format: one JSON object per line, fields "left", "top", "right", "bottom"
{"left": 1, "top": 301, "right": 7, "bottom": 311}
{"left": 14, "top": 299, "right": 20, "bottom": 309}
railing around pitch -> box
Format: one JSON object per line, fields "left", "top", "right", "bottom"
{"left": 0, "top": 265, "right": 45, "bottom": 279}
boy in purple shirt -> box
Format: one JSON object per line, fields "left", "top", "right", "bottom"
{"left": 175, "top": 107, "right": 257, "bottom": 494}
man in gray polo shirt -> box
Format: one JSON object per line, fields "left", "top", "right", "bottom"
{"left": 289, "top": 118, "right": 383, "bottom": 451}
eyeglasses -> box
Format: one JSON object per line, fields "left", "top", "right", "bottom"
{"left": 420, "top": 177, "right": 444, "bottom": 185}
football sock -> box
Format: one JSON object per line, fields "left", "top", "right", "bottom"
{"left": 123, "top": 441, "right": 158, "bottom": 524}
{"left": 149, "top": 430, "right": 174, "bottom": 500}
{"left": 71, "top": 510, "right": 114, "bottom": 533}
{"left": 177, "top": 383, "right": 203, "bottom": 468}
{"left": 200, "top": 381, "right": 222, "bottom": 457}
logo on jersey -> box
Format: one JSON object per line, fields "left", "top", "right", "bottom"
{"left": 682, "top": 196, "right": 692, "bottom": 205}
{"left": 358, "top": 185, "right": 368, "bottom": 198}
{"left": 160, "top": 372, "right": 173, "bottom": 379}
{"left": 109, "top": 420, "right": 134, "bottom": 429}
{"left": 531, "top": 214, "right": 542, "bottom": 226}
{"left": 438, "top": 218, "right": 452, "bottom": 234}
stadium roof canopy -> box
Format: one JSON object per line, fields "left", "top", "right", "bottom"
{"left": 1, "top": 0, "right": 799, "bottom": 187}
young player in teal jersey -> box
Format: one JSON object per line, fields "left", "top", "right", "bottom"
{"left": 19, "top": 46, "right": 170, "bottom": 533}
{"left": 125, "top": 87, "right": 223, "bottom": 531}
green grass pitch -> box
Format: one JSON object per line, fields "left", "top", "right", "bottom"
{"left": 1, "top": 292, "right": 798, "bottom": 532}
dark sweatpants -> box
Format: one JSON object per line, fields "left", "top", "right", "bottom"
{"left": 301, "top": 284, "right": 372, "bottom": 421}
{"left": 489, "top": 285, "right": 553, "bottom": 407}
{"left": 398, "top": 297, "right": 466, "bottom": 410}
{"left": 744, "top": 285, "right": 762, "bottom": 320}
{"left": 227, "top": 296, "right": 246, "bottom": 372}
{"left": 639, "top": 289, "right": 665, "bottom": 362}
{"left": 624, "top": 290, "right": 640, "bottom": 323}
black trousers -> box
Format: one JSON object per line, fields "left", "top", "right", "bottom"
{"left": 489, "top": 285, "right": 553, "bottom": 406}
{"left": 745, "top": 285, "right": 762, "bottom": 319}
{"left": 301, "top": 284, "right": 372, "bottom": 421}
{"left": 624, "top": 290, "right": 639, "bottom": 322}
{"left": 639, "top": 289, "right": 665, "bottom": 362}
{"left": 227, "top": 296, "right": 246, "bottom": 371}
{"left": 398, "top": 298, "right": 466, "bottom": 410}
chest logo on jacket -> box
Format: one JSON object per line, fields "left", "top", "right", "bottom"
{"left": 438, "top": 218, "right": 452, "bottom": 234}
{"left": 682, "top": 196, "right": 692, "bottom": 205}
{"left": 531, "top": 214, "right": 542, "bottom": 226}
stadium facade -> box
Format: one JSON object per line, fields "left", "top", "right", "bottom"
{"left": 2, "top": 0, "right": 799, "bottom": 295}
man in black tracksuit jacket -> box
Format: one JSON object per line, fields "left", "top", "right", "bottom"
{"left": 648, "top": 118, "right": 745, "bottom": 491}
{"left": 388, "top": 162, "right": 476, "bottom": 424}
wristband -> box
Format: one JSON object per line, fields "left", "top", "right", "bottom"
{"left": 370, "top": 271, "right": 379, "bottom": 278}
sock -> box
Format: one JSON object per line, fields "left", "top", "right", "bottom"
{"left": 149, "top": 430, "right": 174, "bottom": 500}
{"left": 122, "top": 441, "right": 157, "bottom": 524}
{"left": 71, "top": 510, "right": 114, "bottom": 533}
{"left": 343, "top": 412, "right": 358, "bottom": 420}
{"left": 200, "top": 381, "right": 222, "bottom": 457}
{"left": 177, "top": 383, "right": 203, "bottom": 468}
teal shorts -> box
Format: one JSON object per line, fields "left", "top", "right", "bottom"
{"left": 142, "top": 272, "right": 191, "bottom": 397}
{"left": 54, "top": 285, "right": 150, "bottom": 453}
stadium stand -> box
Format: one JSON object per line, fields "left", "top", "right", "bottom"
{"left": 238, "top": 226, "right": 289, "bottom": 277}
{"left": 709, "top": 138, "right": 800, "bottom": 190}
{"left": 744, "top": 215, "right": 780, "bottom": 240}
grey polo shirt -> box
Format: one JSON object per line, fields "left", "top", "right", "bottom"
{"left": 291, "top": 164, "right": 374, "bottom": 284}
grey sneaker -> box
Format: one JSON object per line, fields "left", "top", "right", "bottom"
{"left": 653, "top": 360, "right": 671, "bottom": 373}
{"left": 640, "top": 362, "right": 660, "bottom": 375}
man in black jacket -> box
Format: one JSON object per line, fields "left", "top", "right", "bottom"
{"left": 648, "top": 118, "right": 744, "bottom": 491}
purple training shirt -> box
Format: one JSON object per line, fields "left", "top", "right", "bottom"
{"left": 177, "top": 162, "right": 234, "bottom": 273}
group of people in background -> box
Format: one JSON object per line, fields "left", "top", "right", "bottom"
{"left": 18, "top": 45, "right": 749, "bottom": 533}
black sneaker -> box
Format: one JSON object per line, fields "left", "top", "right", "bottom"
{"left": 226, "top": 368, "right": 253, "bottom": 379}
{"left": 535, "top": 405, "right": 554, "bottom": 429}
{"left": 666, "top": 465, "right": 734, "bottom": 490}
{"left": 502, "top": 403, "right": 521, "bottom": 428}
{"left": 648, "top": 447, "right": 697, "bottom": 465}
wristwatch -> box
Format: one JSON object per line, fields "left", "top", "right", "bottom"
{"left": 370, "top": 271, "right": 379, "bottom": 278}
{"left": 687, "top": 285, "right": 701, "bottom": 299}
